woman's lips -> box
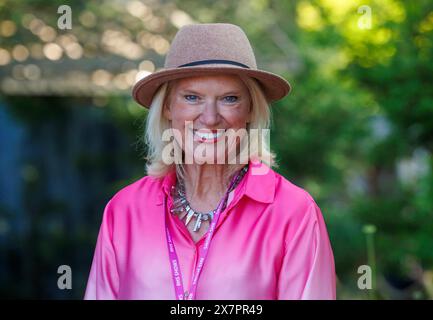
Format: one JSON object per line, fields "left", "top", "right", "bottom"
{"left": 192, "top": 129, "right": 225, "bottom": 143}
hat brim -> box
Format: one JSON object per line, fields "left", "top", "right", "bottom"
{"left": 132, "top": 65, "right": 291, "bottom": 108}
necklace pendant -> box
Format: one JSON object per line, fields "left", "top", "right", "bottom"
{"left": 185, "top": 208, "right": 194, "bottom": 226}
{"left": 193, "top": 213, "right": 202, "bottom": 232}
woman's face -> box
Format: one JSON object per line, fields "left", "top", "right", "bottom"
{"left": 163, "top": 73, "right": 252, "bottom": 164}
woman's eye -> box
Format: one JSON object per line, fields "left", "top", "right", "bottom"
{"left": 184, "top": 95, "right": 199, "bottom": 102}
{"left": 223, "top": 96, "right": 238, "bottom": 103}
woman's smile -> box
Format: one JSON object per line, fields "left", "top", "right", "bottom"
{"left": 192, "top": 128, "right": 226, "bottom": 143}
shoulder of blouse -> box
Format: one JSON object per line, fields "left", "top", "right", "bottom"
{"left": 271, "top": 170, "right": 322, "bottom": 225}
{"left": 273, "top": 172, "right": 316, "bottom": 209}
{"left": 271, "top": 172, "right": 328, "bottom": 256}
{"left": 103, "top": 174, "right": 165, "bottom": 213}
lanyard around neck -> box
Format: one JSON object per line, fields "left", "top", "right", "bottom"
{"left": 163, "top": 167, "right": 244, "bottom": 300}
{"left": 163, "top": 192, "right": 225, "bottom": 300}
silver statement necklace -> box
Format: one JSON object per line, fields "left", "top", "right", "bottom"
{"left": 170, "top": 165, "right": 249, "bottom": 232}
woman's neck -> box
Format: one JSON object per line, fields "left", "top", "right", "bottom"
{"left": 182, "top": 164, "right": 229, "bottom": 202}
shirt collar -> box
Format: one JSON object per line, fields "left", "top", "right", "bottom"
{"left": 156, "top": 160, "right": 275, "bottom": 205}
{"left": 243, "top": 160, "right": 276, "bottom": 203}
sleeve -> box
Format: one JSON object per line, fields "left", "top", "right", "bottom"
{"left": 277, "top": 200, "right": 336, "bottom": 300}
{"left": 83, "top": 199, "right": 120, "bottom": 300}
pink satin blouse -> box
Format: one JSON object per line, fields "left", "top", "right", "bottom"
{"left": 84, "top": 161, "right": 336, "bottom": 300}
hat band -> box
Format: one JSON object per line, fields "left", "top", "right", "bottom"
{"left": 177, "top": 59, "right": 250, "bottom": 69}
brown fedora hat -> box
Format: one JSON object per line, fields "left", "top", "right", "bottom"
{"left": 132, "top": 23, "right": 291, "bottom": 108}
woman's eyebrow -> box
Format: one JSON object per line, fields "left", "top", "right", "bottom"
{"left": 221, "top": 91, "right": 241, "bottom": 95}
{"left": 179, "top": 89, "right": 202, "bottom": 95}
{"left": 179, "top": 89, "right": 241, "bottom": 95}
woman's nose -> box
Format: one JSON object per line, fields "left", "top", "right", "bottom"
{"left": 199, "top": 100, "right": 220, "bottom": 126}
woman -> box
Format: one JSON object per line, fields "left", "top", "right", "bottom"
{"left": 84, "top": 23, "right": 336, "bottom": 300}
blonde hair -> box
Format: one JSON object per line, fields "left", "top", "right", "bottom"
{"left": 142, "top": 74, "right": 279, "bottom": 181}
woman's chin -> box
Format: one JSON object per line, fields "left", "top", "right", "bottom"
{"left": 183, "top": 145, "right": 233, "bottom": 164}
